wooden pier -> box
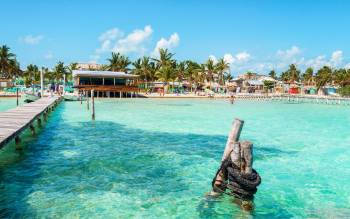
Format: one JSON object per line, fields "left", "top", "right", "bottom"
{"left": 0, "top": 96, "right": 62, "bottom": 149}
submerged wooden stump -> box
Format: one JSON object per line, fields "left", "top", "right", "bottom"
{"left": 211, "top": 118, "right": 260, "bottom": 211}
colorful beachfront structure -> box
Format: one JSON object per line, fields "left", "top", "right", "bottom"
{"left": 72, "top": 70, "right": 140, "bottom": 97}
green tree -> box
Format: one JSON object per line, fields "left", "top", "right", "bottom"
{"left": 108, "top": 52, "right": 131, "bottom": 72}
{"left": 23, "top": 64, "right": 40, "bottom": 86}
{"left": 215, "top": 58, "right": 230, "bottom": 85}
{"left": 315, "top": 66, "right": 333, "bottom": 90}
{"left": 155, "top": 65, "right": 175, "bottom": 93}
{"left": 0, "top": 45, "right": 21, "bottom": 79}
{"left": 205, "top": 58, "right": 216, "bottom": 89}
{"left": 52, "top": 61, "right": 68, "bottom": 82}
{"left": 302, "top": 67, "right": 314, "bottom": 85}
{"left": 333, "top": 68, "right": 350, "bottom": 87}
{"left": 268, "top": 70, "right": 276, "bottom": 79}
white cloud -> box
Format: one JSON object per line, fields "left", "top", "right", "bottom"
{"left": 235, "top": 52, "right": 251, "bottom": 63}
{"left": 330, "top": 50, "right": 343, "bottom": 66}
{"left": 345, "top": 63, "right": 350, "bottom": 69}
{"left": 44, "top": 51, "right": 53, "bottom": 60}
{"left": 21, "top": 35, "right": 44, "bottom": 45}
{"left": 99, "top": 28, "right": 123, "bottom": 42}
{"left": 152, "top": 33, "right": 180, "bottom": 56}
{"left": 223, "top": 53, "right": 234, "bottom": 65}
{"left": 276, "top": 46, "right": 301, "bottom": 60}
{"left": 96, "top": 28, "right": 124, "bottom": 54}
{"left": 305, "top": 55, "right": 328, "bottom": 70}
{"left": 95, "top": 25, "right": 153, "bottom": 57}
{"left": 113, "top": 25, "right": 153, "bottom": 54}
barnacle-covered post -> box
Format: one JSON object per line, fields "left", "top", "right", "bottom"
{"left": 212, "top": 119, "right": 244, "bottom": 194}
{"left": 211, "top": 118, "right": 261, "bottom": 211}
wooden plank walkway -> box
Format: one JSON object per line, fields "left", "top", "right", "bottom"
{"left": 0, "top": 96, "right": 62, "bottom": 149}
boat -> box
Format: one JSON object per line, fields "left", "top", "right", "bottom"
{"left": 64, "top": 93, "right": 86, "bottom": 101}
{"left": 23, "top": 93, "right": 40, "bottom": 103}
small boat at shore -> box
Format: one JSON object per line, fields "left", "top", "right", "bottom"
{"left": 64, "top": 94, "right": 85, "bottom": 101}
{"left": 23, "top": 93, "right": 40, "bottom": 103}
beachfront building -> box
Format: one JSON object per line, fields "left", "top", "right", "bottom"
{"left": 72, "top": 70, "right": 139, "bottom": 97}
{"left": 0, "top": 79, "right": 13, "bottom": 89}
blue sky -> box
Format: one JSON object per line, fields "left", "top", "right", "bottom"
{"left": 1, "top": 0, "right": 350, "bottom": 75}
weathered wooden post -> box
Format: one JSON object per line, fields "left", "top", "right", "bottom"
{"left": 37, "top": 118, "right": 42, "bottom": 128}
{"left": 212, "top": 119, "right": 244, "bottom": 194}
{"left": 80, "top": 92, "right": 83, "bottom": 104}
{"left": 86, "top": 91, "right": 89, "bottom": 110}
{"left": 16, "top": 87, "right": 19, "bottom": 106}
{"left": 91, "top": 89, "right": 95, "bottom": 120}
{"left": 211, "top": 119, "right": 261, "bottom": 212}
{"left": 29, "top": 124, "right": 35, "bottom": 135}
{"left": 15, "top": 136, "right": 21, "bottom": 150}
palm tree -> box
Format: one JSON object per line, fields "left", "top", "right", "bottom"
{"left": 288, "top": 64, "right": 300, "bottom": 83}
{"left": 107, "top": 52, "right": 131, "bottom": 72}
{"left": 153, "top": 48, "right": 175, "bottom": 69}
{"left": 184, "top": 60, "right": 200, "bottom": 92}
{"left": 333, "top": 68, "right": 350, "bottom": 87}
{"left": 0, "top": 45, "right": 20, "bottom": 79}
{"left": 215, "top": 58, "right": 230, "bottom": 86}
{"left": 67, "top": 62, "right": 78, "bottom": 82}
{"left": 205, "top": 58, "right": 216, "bottom": 90}
{"left": 302, "top": 67, "right": 314, "bottom": 86}
{"left": 52, "top": 61, "right": 68, "bottom": 82}
{"left": 315, "top": 66, "right": 332, "bottom": 90}
{"left": 23, "top": 64, "right": 40, "bottom": 86}
{"left": 155, "top": 65, "right": 175, "bottom": 93}
{"left": 269, "top": 70, "right": 277, "bottom": 79}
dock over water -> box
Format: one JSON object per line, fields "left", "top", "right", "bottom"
{"left": 0, "top": 96, "right": 62, "bottom": 149}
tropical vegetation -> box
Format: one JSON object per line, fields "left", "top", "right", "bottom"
{"left": 1, "top": 44, "right": 350, "bottom": 96}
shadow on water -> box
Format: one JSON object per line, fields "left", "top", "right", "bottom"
{"left": 254, "top": 146, "right": 298, "bottom": 161}
{"left": 0, "top": 104, "right": 295, "bottom": 218}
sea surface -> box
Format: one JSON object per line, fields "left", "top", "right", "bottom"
{"left": 0, "top": 99, "right": 349, "bottom": 218}
{"left": 0, "top": 98, "right": 20, "bottom": 112}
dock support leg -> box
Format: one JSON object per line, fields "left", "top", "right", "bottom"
{"left": 30, "top": 124, "right": 35, "bottom": 135}
{"left": 15, "top": 136, "right": 21, "bottom": 150}
{"left": 16, "top": 88, "right": 19, "bottom": 106}
{"left": 86, "top": 91, "right": 89, "bottom": 110}
{"left": 120, "top": 92, "right": 122, "bottom": 99}
{"left": 91, "top": 89, "right": 95, "bottom": 120}
{"left": 37, "top": 118, "right": 42, "bottom": 128}
{"left": 43, "top": 112, "right": 47, "bottom": 121}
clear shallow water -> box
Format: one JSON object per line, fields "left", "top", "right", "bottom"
{"left": 0, "top": 99, "right": 350, "bottom": 218}
{"left": 0, "top": 98, "right": 19, "bottom": 112}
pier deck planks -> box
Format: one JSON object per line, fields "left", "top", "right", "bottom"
{"left": 0, "top": 97, "right": 60, "bottom": 148}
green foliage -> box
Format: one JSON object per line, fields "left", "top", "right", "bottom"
{"left": 0, "top": 45, "right": 21, "bottom": 79}
{"left": 315, "top": 66, "right": 332, "bottom": 89}
{"left": 107, "top": 52, "right": 131, "bottom": 72}
{"left": 269, "top": 70, "right": 276, "bottom": 79}
{"left": 281, "top": 64, "right": 300, "bottom": 83}
{"left": 337, "top": 85, "right": 350, "bottom": 97}
{"left": 302, "top": 67, "right": 314, "bottom": 85}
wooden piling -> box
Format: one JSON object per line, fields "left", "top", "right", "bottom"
{"left": 86, "top": 91, "right": 89, "bottom": 110}
{"left": 29, "top": 124, "right": 35, "bottom": 135}
{"left": 221, "top": 119, "right": 244, "bottom": 161}
{"left": 16, "top": 88, "right": 19, "bottom": 106}
{"left": 37, "top": 118, "right": 42, "bottom": 128}
{"left": 212, "top": 119, "right": 244, "bottom": 194}
{"left": 91, "top": 89, "right": 95, "bottom": 120}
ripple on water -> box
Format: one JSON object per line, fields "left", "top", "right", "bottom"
{"left": 0, "top": 99, "right": 350, "bottom": 218}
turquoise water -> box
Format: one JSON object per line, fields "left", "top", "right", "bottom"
{"left": 1, "top": 99, "right": 350, "bottom": 218}
{"left": 0, "top": 98, "right": 19, "bottom": 112}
